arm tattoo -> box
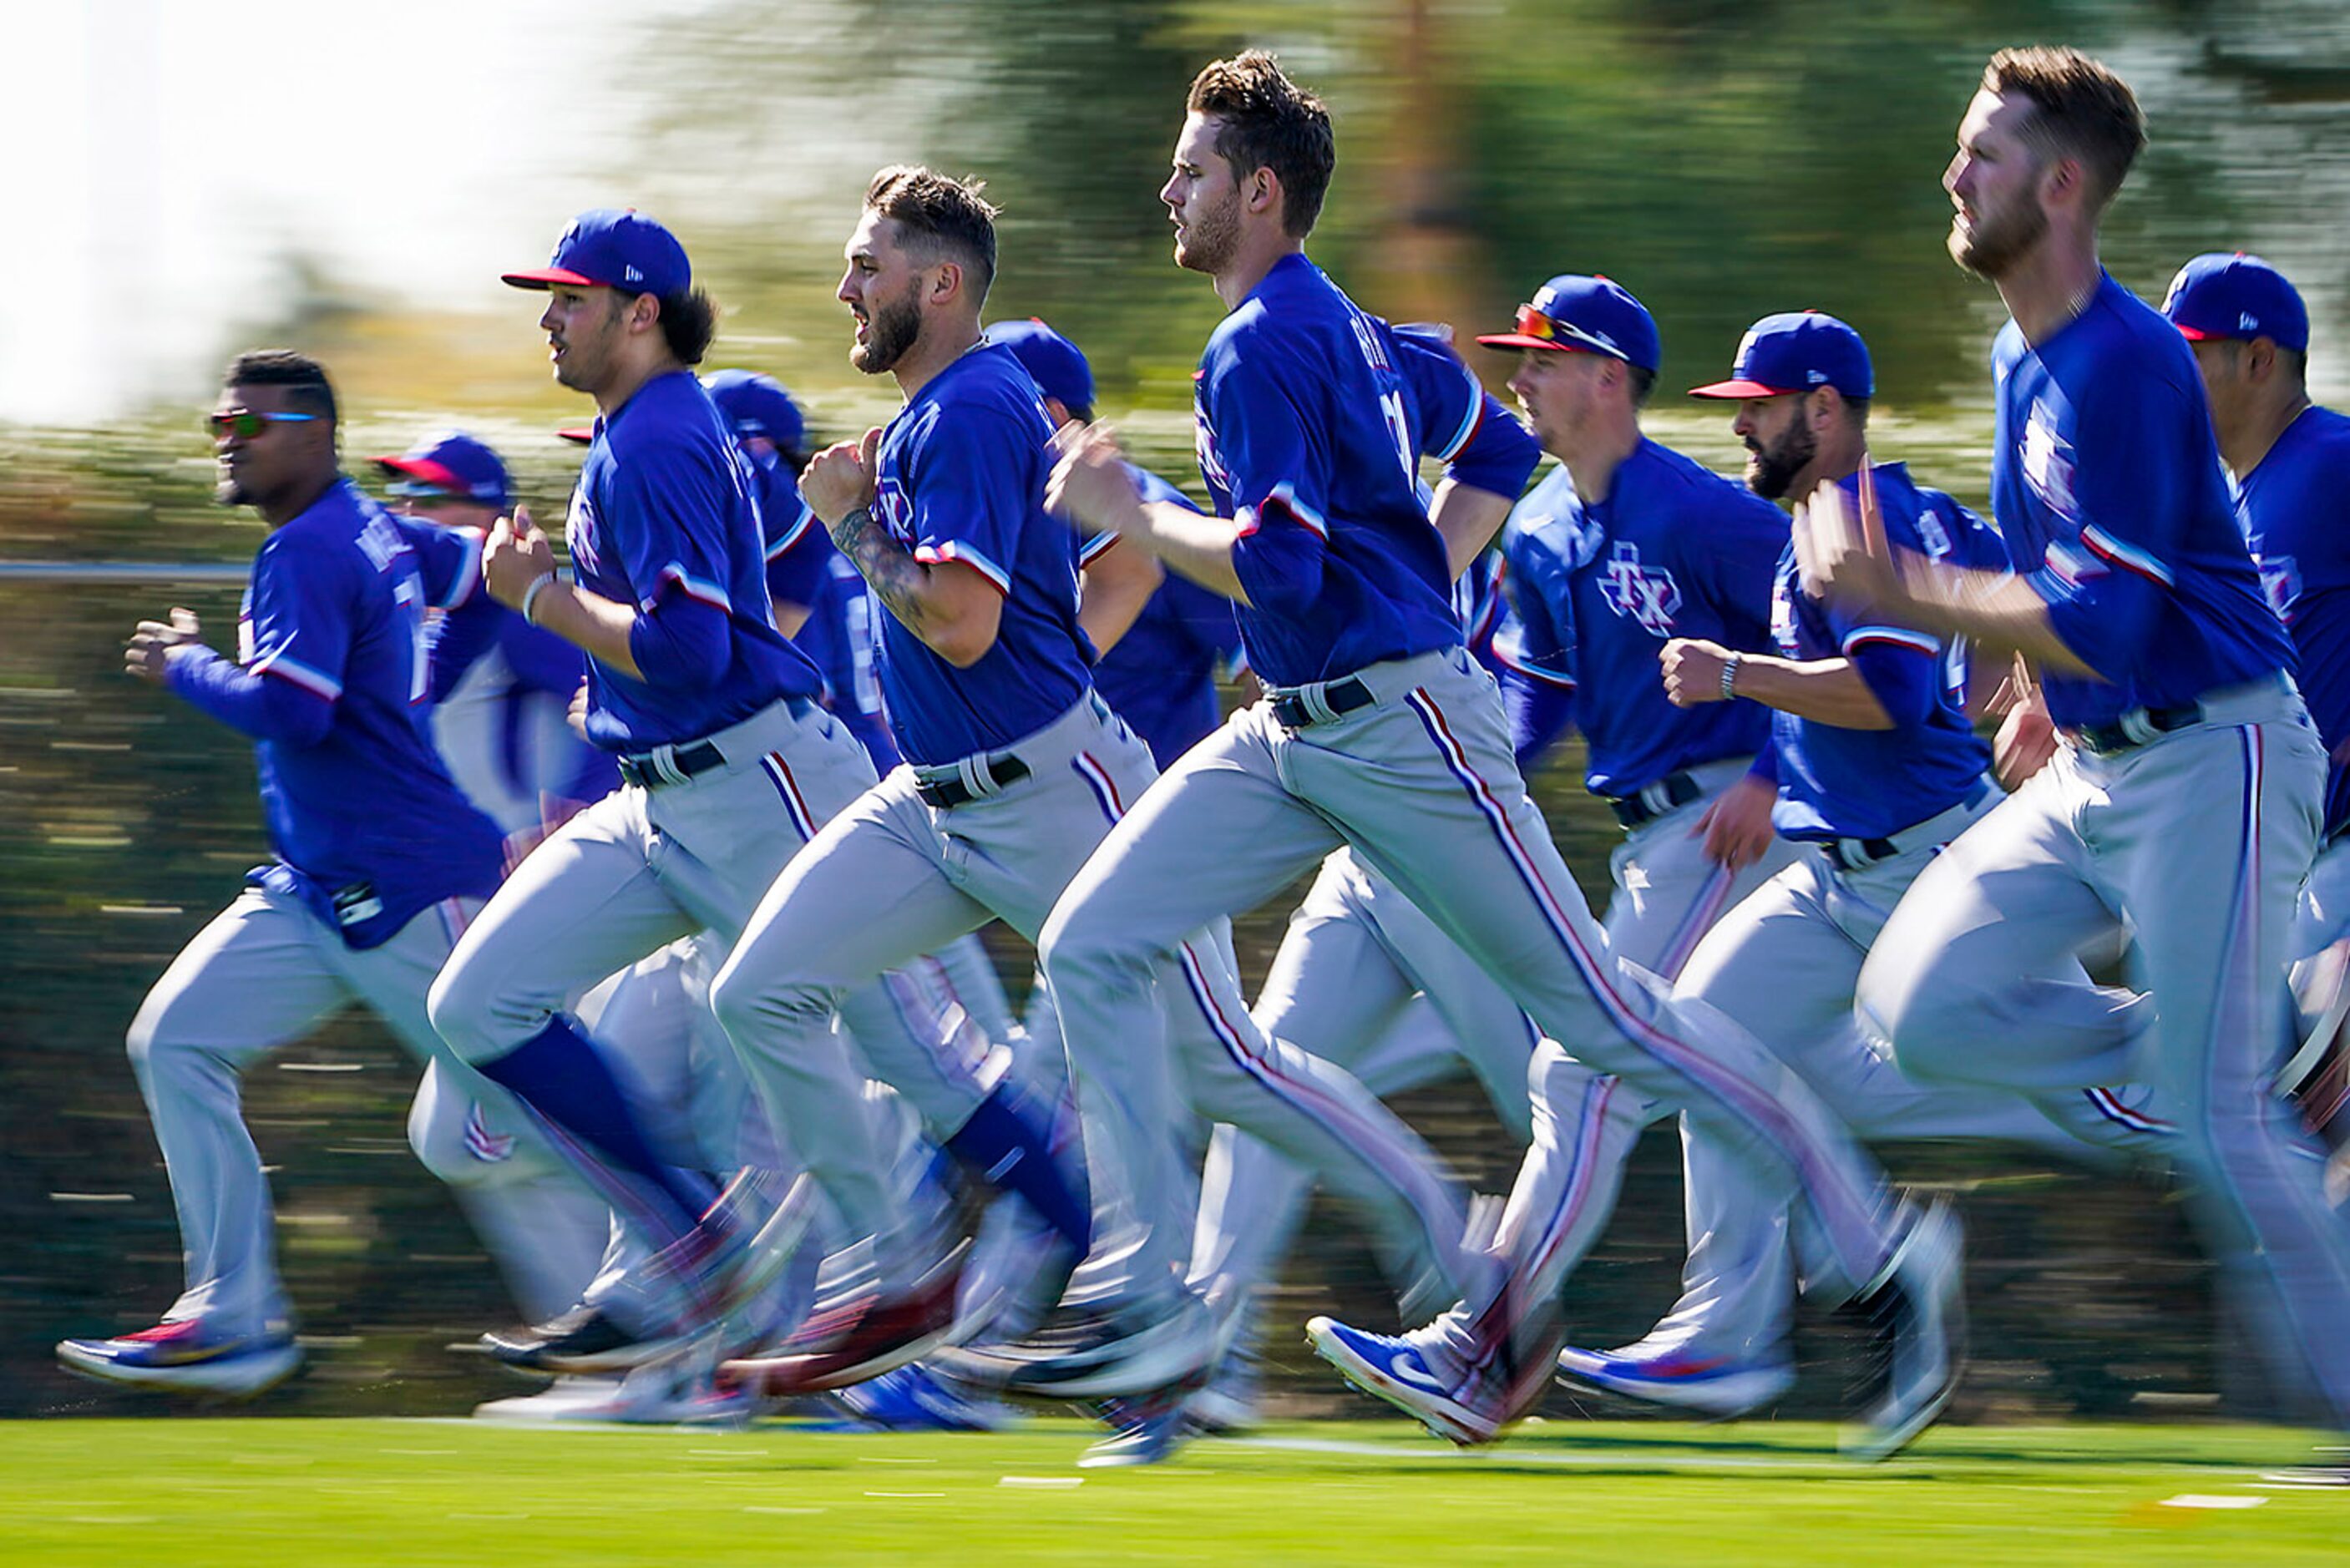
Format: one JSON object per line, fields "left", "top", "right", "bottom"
{"left": 830, "top": 506, "right": 934, "bottom": 634}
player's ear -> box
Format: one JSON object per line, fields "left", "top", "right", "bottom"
{"left": 1248, "top": 164, "right": 1281, "bottom": 220}
{"left": 929, "top": 259, "right": 962, "bottom": 309}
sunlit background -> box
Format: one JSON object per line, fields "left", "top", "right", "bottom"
{"left": 3, "top": 0, "right": 2347, "bottom": 1423}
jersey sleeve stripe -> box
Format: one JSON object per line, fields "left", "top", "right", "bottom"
{"left": 2079, "top": 524, "right": 2176, "bottom": 585}
{"left": 1256, "top": 483, "right": 1330, "bottom": 540}
{"left": 1432, "top": 362, "right": 1484, "bottom": 463}
{"left": 253, "top": 653, "right": 342, "bottom": 701}
{"left": 653, "top": 564, "right": 734, "bottom": 613}
{"left": 1840, "top": 625, "right": 1941, "bottom": 656}
{"left": 765, "top": 503, "right": 816, "bottom": 563}
{"left": 1493, "top": 640, "right": 1576, "bottom": 689}
{"left": 1076, "top": 530, "right": 1122, "bottom": 567}
{"left": 438, "top": 529, "right": 485, "bottom": 611}
{"left": 912, "top": 542, "right": 1012, "bottom": 597}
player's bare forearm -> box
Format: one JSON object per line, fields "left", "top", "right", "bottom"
{"left": 528, "top": 582, "right": 645, "bottom": 680}
{"left": 1431, "top": 479, "right": 1513, "bottom": 581}
{"left": 1077, "top": 539, "right": 1164, "bottom": 656}
{"left": 831, "top": 507, "right": 1003, "bottom": 666}
{"left": 1726, "top": 656, "right": 1894, "bottom": 730}
{"left": 1127, "top": 500, "right": 1252, "bottom": 603}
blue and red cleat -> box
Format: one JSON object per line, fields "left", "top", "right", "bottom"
{"left": 57, "top": 1318, "right": 302, "bottom": 1398}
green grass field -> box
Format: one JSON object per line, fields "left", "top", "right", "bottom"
{"left": 3, "top": 1417, "right": 2338, "bottom": 1565}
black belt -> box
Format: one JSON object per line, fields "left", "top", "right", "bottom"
{"left": 912, "top": 754, "right": 1032, "bottom": 810}
{"left": 1608, "top": 771, "right": 1705, "bottom": 830}
{"left": 1269, "top": 675, "right": 1376, "bottom": 730}
{"left": 1823, "top": 778, "right": 1993, "bottom": 872}
{"left": 2072, "top": 701, "right": 2202, "bottom": 757}
{"left": 617, "top": 739, "right": 727, "bottom": 791}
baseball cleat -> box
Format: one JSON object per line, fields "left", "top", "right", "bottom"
{"left": 829, "top": 1363, "right": 1017, "bottom": 1432}
{"left": 1555, "top": 1339, "right": 1795, "bottom": 1418}
{"left": 483, "top": 1306, "right": 641, "bottom": 1374}
{"left": 939, "top": 1289, "right": 1218, "bottom": 1400}
{"left": 1305, "top": 1317, "right": 1501, "bottom": 1446}
{"left": 1841, "top": 1197, "right": 1964, "bottom": 1462}
{"left": 474, "top": 1368, "right": 751, "bottom": 1427}
{"left": 1078, "top": 1374, "right": 1209, "bottom": 1469}
{"left": 57, "top": 1319, "right": 302, "bottom": 1398}
{"left": 718, "top": 1245, "right": 966, "bottom": 1397}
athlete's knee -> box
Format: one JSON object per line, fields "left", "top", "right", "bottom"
{"left": 706, "top": 949, "right": 833, "bottom": 1057}
{"left": 124, "top": 991, "right": 208, "bottom": 1087}
{"left": 1854, "top": 946, "right": 1973, "bottom": 1085}
{"left": 1037, "top": 888, "right": 1156, "bottom": 995}
{"left": 406, "top": 1065, "right": 480, "bottom": 1186}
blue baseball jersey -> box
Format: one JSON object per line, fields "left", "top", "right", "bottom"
{"left": 798, "top": 551, "right": 900, "bottom": 774}
{"left": 754, "top": 454, "right": 832, "bottom": 614}
{"left": 1768, "top": 463, "right": 1995, "bottom": 841}
{"left": 870, "top": 341, "right": 1095, "bottom": 766}
{"left": 165, "top": 479, "right": 505, "bottom": 947}
{"left": 1500, "top": 441, "right": 1785, "bottom": 798}
{"left": 2236, "top": 403, "right": 2350, "bottom": 834}
{"left": 1193, "top": 254, "right": 1540, "bottom": 688}
{"left": 1092, "top": 467, "right": 1243, "bottom": 768}
{"left": 1991, "top": 272, "right": 2291, "bottom": 728}
{"left": 565, "top": 369, "right": 823, "bottom": 751}
{"left": 1456, "top": 548, "right": 1511, "bottom": 679}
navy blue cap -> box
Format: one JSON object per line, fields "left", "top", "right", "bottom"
{"left": 1476, "top": 275, "right": 1660, "bottom": 373}
{"left": 702, "top": 370, "right": 807, "bottom": 453}
{"left": 2163, "top": 252, "right": 2309, "bottom": 354}
{"left": 987, "top": 319, "right": 1096, "bottom": 415}
{"left": 504, "top": 209, "right": 691, "bottom": 298}
{"left": 373, "top": 430, "right": 509, "bottom": 507}
{"left": 1689, "top": 311, "right": 1874, "bottom": 401}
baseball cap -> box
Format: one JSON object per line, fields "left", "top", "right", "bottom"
{"left": 987, "top": 319, "right": 1096, "bottom": 417}
{"left": 1689, "top": 311, "right": 1874, "bottom": 401}
{"left": 702, "top": 370, "right": 807, "bottom": 453}
{"left": 2162, "top": 252, "right": 2309, "bottom": 353}
{"left": 503, "top": 208, "right": 691, "bottom": 298}
{"left": 1476, "top": 275, "right": 1660, "bottom": 373}
{"left": 556, "top": 427, "right": 593, "bottom": 446}
{"left": 373, "top": 430, "right": 509, "bottom": 507}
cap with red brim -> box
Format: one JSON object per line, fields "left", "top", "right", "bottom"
{"left": 503, "top": 209, "right": 690, "bottom": 298}
{"left": 1687, "top": 377, "right": 1799, "bottom": 400}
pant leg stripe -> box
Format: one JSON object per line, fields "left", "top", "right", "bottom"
{"left": 1069, "top": 752, "right": 1127, "bottom": 827}
{"left": 1402, "top": 686, "right": 1885, "bottom": 1280}
{"left": 2085, "top": 1085, "right": 2171, "bottom": 1134}
{"left": 1655, "top": 862, "right": 1735, "bottom": 984}
{"left": 1524, "top": 1074, "right": 1621, "bottom": 1284}
{"left": 761, "top": 752, "right": 817, "bottom": 841}
{"left": 1171, "top": 938, "right": 1456, "bottom": 1221}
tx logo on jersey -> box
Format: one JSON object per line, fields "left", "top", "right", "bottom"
{"left": 1597, "top": 541, "right": 1682, "bottom": 635}
{"left": 874, "top": 477, "right": 915, "bottom": 545}
{"left": 1194, "top": 404, "right": 1234, "bottom": 496}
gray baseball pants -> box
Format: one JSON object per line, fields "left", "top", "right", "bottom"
{"left": 708, "top": 690, "right": 1473, "bottom": 1301}
{"left": 1042, "top": 647, "right": 1906, "bottom": 1351}
{"left": 1860, "top": 678, "right": 2350, "bottom": 1424}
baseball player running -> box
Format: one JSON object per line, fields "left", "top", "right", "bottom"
{"left": 2163, "top": 254, "right": 2350, "bottom": 1156}
{"left": 58, "top": 353, "right": 514, "bottom": 1397}
{"left": 424, "top": 209, "right": 946, "bottom": 1374}
{"left": 1562, "top": 311, "right": 2170, "bottom": 1418}
{"left": 1042, "top": 50, "right": 1952, "bottom": 1459}
{"left": 1821, "top": 48, "right": 2350, "bottom": 1439}
{"left": 704, "top": 169, "right": 1487, "bottom": 1420}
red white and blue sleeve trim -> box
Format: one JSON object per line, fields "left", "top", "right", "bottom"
{"left": 650, "top": 564, "right": 733, "bottom": 613}
{"left": 1494, "top": 638, "right": 1576, "bottom": 689}
{"left": 1839, "top": 625, "right": 1940, "bottom": 656}
{"left": 2079, "top": 524, "right": 2175, "bottom": 585}
{"left": 251, "top": 650, "right": 342, "bottom": 701}
{"left": 1432, "top": 362, "right": 1485, "bottom": 463}
{"left": 763, "top": 503, "right": 816, "bottom": 563}
{"left": 1076, "top": 530, "right": 1122, "bottom": 567}
{"left": 438, "top": 529, "right": 485, "bottom": 611}
{"left": 1234, "top": 482, "right": 1329, "bottom": 542}
{"left": 912, "top": 541, "right": 1011, "bottom": 596}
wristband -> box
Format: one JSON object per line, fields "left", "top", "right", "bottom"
{"left": 520, "top": 571, "right": 559, "bottom": 626}
{"left": 1720, "top": 652, "right": 1742, "bottom": 701}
